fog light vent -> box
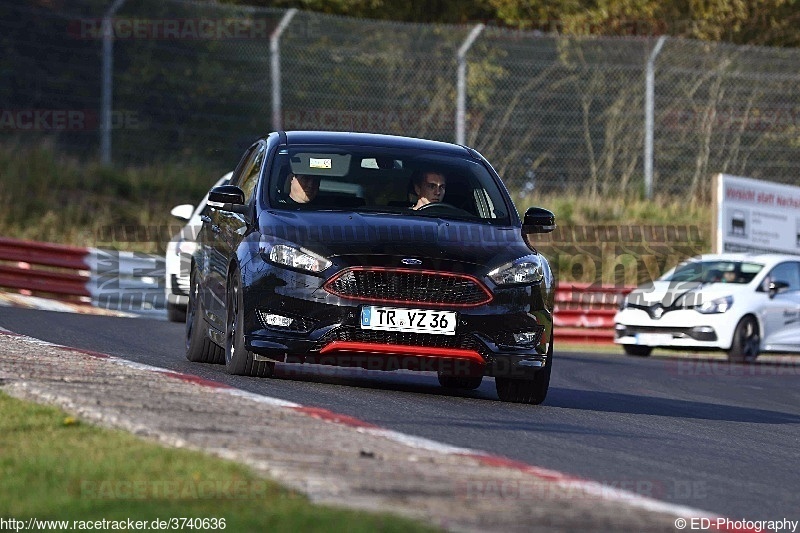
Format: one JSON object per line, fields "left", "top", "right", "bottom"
{"left": 513, "top": 331, "right": 540, "bottom": 345}
{"left": 690, "top": 326, "right": 717, "bottom": 341}
{"left": 257, "top": 311, "right": 293, "bottom": 328}
{"left": 256, "top": 310, "right": 316, "bottom": 332}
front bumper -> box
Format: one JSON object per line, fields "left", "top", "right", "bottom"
{"left": 166, "top": 274, "right": 190, "bottom": 307}
{"left": 245, "top": 307, "right": 552, "bottom": 382}
{"left": 614, "top": 308, "right": 735, "bottom": 350}
{"left": 244, "top": 310, "right": 550, "bottom": 380}
{"left": 233, "top": 254, "right": 554, "bottom": 380}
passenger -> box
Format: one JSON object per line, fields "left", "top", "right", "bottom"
{"left": 287, "top": 173, "right": 320, "bottom": 205}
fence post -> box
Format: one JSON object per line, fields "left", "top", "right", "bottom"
{"left": 271, "top": 8, "right": 298, "bottom": 131}
{"left": 100, "top": 0, "right": 127, "bottom": 166}
{"left": 644, "top": 36, "right": 667, "bottom": 199}
{"left": 456, "top": 24, "right": 484, "bottom": 146}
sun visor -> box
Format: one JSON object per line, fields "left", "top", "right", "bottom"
{"left": 290, "top": 153, "right": 351, "bottom": 177}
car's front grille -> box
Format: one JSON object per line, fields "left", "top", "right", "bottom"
{"left": 170, "top": 274, "right": 190, "bottom": 296}
{"left": 323, "top": 267, "right": 492, "bottom": 307}
{"left": 311, "top": 326, "right": 490, "bottom": 357}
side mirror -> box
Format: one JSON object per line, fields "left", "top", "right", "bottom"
{"left": 208, "top": 185, "right": 249, "bottom": 215}
{"left": 768, "top": 280, "right": 790, "bottom": 299}
{"left": 170, "top": 204, "right": 194, "bottom": 221}
{"left": 522, "top": 207, "right": 556, "bottom": 234}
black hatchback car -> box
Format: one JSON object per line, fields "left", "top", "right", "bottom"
{"left": 186, "top": 131, "right": 556, "bottom": 404}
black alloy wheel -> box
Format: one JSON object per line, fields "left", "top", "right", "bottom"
{"left": 728, "top": 315, "right": 760, "bottom": 363}
{"left": 225, "top": 269, "right": 274, "bottom": 377}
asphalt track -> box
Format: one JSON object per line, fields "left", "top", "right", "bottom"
{"left": 2, "top": 306, "right": 799, "bottom": 524}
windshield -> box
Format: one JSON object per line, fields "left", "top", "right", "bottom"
{"left": 662, "top": 260, "right": 763, "bottom": 284}
{"left": 265, "top": 145, "right": 512, "bottom": 224}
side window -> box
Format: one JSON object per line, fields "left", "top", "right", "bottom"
{"left": 230, "top": 146, "right": 257, "bottom": 189}
{"left": 239, "top": 146, "right": 265, "bottom": 204}
{"left": 766, "top": 262, "right": 800, "bottom": 291}
{"left": 231, "top": 144, "right": 265, "bottom": 205}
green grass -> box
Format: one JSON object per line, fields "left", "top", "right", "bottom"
{"left": 515, "top": 191, "right": 711, "bottom": 228}
{"left": 0, "top": 392, "right": 437, "bottom": 532}
{"left": 510, "top": 191, "right": 713, "bottom": 285}
{"left": 0, "top": 140, "right": 227, "bottom": 253}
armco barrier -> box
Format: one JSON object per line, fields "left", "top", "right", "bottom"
{"left": 0, "top": 237, "right": 165, "bottom": 317}
{"left": 0, "top": 237, "right": 633, "bottom": 341}
{"left": 554, "top": 283, "right": 633, "bottom": 344}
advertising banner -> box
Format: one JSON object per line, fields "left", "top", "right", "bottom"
{"left": 714, "top": 174, "right": 800, "bottom": 255}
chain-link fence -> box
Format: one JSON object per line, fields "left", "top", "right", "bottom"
{"left": 1, "top": 0, "right": 798, "bottom": 197}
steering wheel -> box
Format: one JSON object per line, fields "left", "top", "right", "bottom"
{"left": 415, "top": 202, "right": 475, "bottom": 217}
{"left": 417, "top": 202, "right": 459, "bottom": 211}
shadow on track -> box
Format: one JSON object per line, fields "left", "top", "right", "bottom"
{"left": 545, "top": 388, "right": 800, "bottom": 424}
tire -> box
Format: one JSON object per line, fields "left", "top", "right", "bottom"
{"left": 225, "top": 269, "right": 274, "bottom": 378}
{"left": 166, "top": 302, "right": 186, "bottom": 323}
{"left": 728, "top": 315, "right": 760, "bottom": 363}
{"left": 185, "top": 269, "right": 223, "bottom": 364}
{"left": 437, "top": 372, "right": 483, "bottom": 390}
{"left": 623, "top": 345, "right": 653, "bottom": 357}
{"left": 495, "top": 332, "right": 553, "bottom": 405}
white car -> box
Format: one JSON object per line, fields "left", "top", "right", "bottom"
{"left": 614, "top": 253, "right": 800, "bottom": 362}
{"left": 165, "top": 173, "right": 232, "bottom": 322}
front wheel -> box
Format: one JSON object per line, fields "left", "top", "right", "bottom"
{"left": 225, "top": 269, "right": 274, "bottom": 378}
{"left": 495, "top": 333, "right": 553, "bottom": 404}
{"left": 167, "top": 302, "right": 186, "bottom": 323}
{"left": 185, "top": 269, "right": 223, "bottom": 364}
{"left": 728, "top": 315, "right": 760, "bottom": 363}
{"left": 623, "top": 345, "right": 653, "bottom": 357}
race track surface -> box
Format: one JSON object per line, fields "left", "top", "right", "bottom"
{"left": 2, "top": 306, "right": 798, "bottom": 523}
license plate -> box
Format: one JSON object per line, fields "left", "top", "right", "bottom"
{"left": 635, "top": 333, "right": 673, "bottom": 346}
{"left": 360, "top": 306, "right": 457, "bottom": 336}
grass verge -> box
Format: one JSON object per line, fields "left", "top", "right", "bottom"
{"left": 0, "top": 391, "right": 437, "bottom": 532}
{"left": 0, "top": 140, "right": 226, "bottom": 253}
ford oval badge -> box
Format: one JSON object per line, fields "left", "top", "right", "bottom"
{"left": 401, "top": 258, "right": 422, "bottom": 266}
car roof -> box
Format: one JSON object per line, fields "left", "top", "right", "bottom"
{"left": 691, "top": 253, "right": 800, "bottom": 265}
{"left": 279, "top": 131, "right": 475, "bottom": 158}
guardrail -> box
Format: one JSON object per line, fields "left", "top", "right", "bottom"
{"left": 554, "top": 283, "right": 633, "bottom": 344}
{"left": 0, "top": 237, "right": 633, "bottom": 341}
{"left": 0, "top": 237, "right": 165, "bottom": 317}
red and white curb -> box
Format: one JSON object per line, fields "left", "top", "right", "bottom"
{"left": 0, "top": 292, "right": 138, "bottom": 317}
{"left": 0, "top": 326, "right": 756, "bottom": 532}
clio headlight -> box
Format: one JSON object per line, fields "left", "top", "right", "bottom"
{"left": 697, "top": 295, "right": 733, "bottom": 314}
{"left": 488, "top": 255, "right": 544, "bottom": 286}
{"left": 176, "top": 239, "right": 198, "bottom": 256}
{"left": 261, "top": 242, "right": 331, "bottom": 273}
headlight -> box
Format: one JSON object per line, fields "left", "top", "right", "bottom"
{"left": 265, "top": 243, "right": 332, "bottom": 273}
{"left": 488, "top": 255, "right": 544, "bottom": 286}
{"left": 697, "top": 295, "right": 733, "bottom": 314}
{"left": 176, "top": 239, "right": 198, "bottom": 256}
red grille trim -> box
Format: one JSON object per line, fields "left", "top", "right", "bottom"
{"left": 319, "top": 341, "right": 485, "bottom": 364}
{"left": 323, "top": 267, "right": 493, "bottom": 308}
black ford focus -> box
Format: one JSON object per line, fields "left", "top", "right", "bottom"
{"left": 186, "top": 131, "right": 556, "bottom": 404}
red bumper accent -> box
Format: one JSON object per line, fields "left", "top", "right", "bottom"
{"left": 319, "top": 341, "right": 485, "bottom": 364}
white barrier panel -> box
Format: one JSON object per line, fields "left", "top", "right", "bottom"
{"left": 85, "top": 249, "right": 167, "bottom": 318}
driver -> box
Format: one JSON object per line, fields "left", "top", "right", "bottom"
{"left": 412, "top": 170, "right": 446, "bottom": 210}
